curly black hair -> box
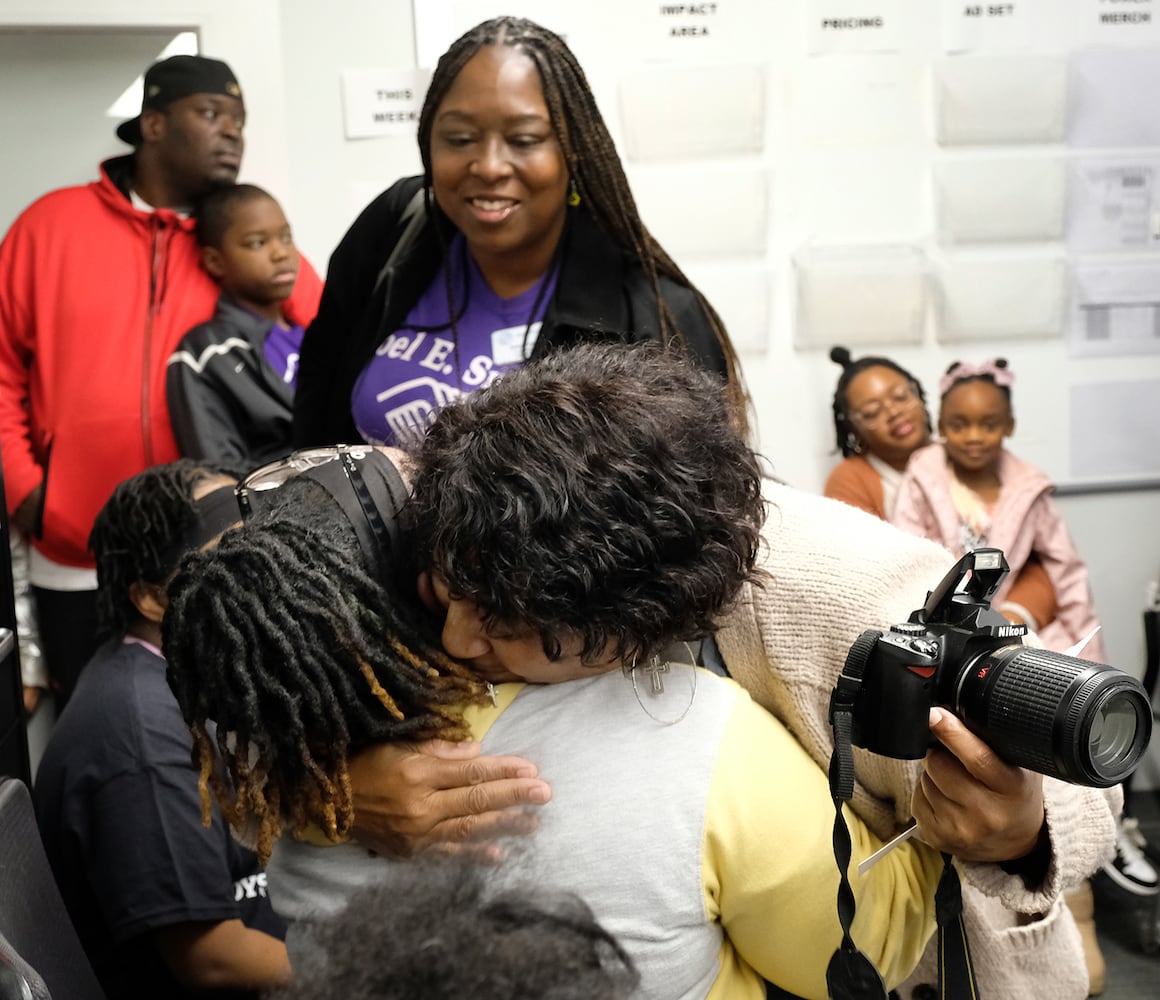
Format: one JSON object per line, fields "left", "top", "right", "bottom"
{"left": 828, "top": 345, "right": 931, "bottom": 458}
{"left": 88, "top": 458, "right": 242, "bottom": 641}
{"left": 407, "top": 342, "right": 766, "bottom": 667}
{"left": 271, "top": 856, "right": 638, "bottom": 1000}
{"left": 162, "top": 476, "right": 486, "bottom": 862}
{"left": 415, "top": 16, "right": 750, "bottom": 434}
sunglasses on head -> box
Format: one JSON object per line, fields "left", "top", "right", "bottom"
{"left": 236, "top": 445, "right": 409, "bottom": 581}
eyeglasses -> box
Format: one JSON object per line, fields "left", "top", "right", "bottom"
{"left": 236, "top": 445, "right": 405, "bottom": 581}
{"left": 237, "top": 446, "right": 374, "bottom": 517}
{"left": 849, "top": 384, "right": 919, "bottom": 428}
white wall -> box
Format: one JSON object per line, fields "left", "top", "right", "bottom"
{"left": 0, "top": 0, "right": 293, "bottom": 220}
{"left": 0, "top": 28, "right": 178, "bottom": 235}
{"left": 1058, "top": 488, "right": 1160, "bottom": 788}
{"left": 277, "top": 0, "right": 423, "bottom": 274}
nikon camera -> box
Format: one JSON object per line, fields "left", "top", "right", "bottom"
{"left": 847, "top": 548, "right": 1152, "bottom": 788}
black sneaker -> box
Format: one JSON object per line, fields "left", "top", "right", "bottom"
{"left": 1101, "top": 817, "right": 1160, "bottom": 896}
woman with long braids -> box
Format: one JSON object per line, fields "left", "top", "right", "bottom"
{"left": 291, "top": 15, "right": 748, "bottom": 450}
{"left": 161, "top": 344, "right": 1076, "bottom": 1000}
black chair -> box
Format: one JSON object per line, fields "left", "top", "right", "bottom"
{"left": 0, "top": 777, "right": 105, "bottom": 1000}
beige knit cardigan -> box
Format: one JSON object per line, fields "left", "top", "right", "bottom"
{"left": 715, "top": 482, "right": 1120, "bottom": 999}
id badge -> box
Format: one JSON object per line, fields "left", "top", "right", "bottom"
{"left": 491, "top": 322, "right": 541, "bottom": 366}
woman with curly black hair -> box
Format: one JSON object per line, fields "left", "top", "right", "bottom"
{"left": 162, "top": 343, "right": 972, "bottom": 999}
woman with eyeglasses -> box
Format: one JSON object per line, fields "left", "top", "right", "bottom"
{"left": 824, "top": 346, "right": 932, "bottom": 521}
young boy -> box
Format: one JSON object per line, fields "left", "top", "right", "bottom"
{"left": 167, "top": 184, "right": 306, "bottom": 465}
{"left": 34, "top": 460, "right": 290, "bottom": 1000}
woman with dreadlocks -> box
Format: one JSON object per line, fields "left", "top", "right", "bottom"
{"left": 291, "top": 15, "right": 748, "bottom": 451}
{"left": 34, "top": 460, "right": 291, "bottom": 1000}
{"left": 162, "top": 448, "right": 488, "bottom": 873}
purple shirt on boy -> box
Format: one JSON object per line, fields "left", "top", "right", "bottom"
{"left": 351, "top": 235, "right": 559, "bottom": 446}
{"left": 264, "top": 322, "right": 304, "bottom": 388}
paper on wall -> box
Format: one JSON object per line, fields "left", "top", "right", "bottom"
{"left": 939, "top": 0, "right": 1052, "bottom": 53}
{"left": 793, "top": 244, "right": 927, "bottom": 347}
{"left": 1074, "top": 0, "right": 1160, "bottom": 48}
{"left": 340, "top": 69, "right": 431, "bottom": 140}
{"left": 1068, "top": 158, "right": 1160, "bottom": 253}
{"left": 612, "top": 0, "right": 778, "bottom": 65}
{"left": 629, "top": 165, "right": 769, "bottom": 257}
{"left": 933, "top": 55, "right": 1067, "bottom": 145}
{"left": 619, "top": 64, "right": 765, "bottom": 162}
{"left": 933, "top": 156, "right": 1066, "bottom": 244}
{"left": 934, "top": 254, "right": 1065, "bottom": 341}
{"left": 1070, "top": 261, "right": 1160, "bottom": 358}
{"left": 806, "top": 0, "right": 904, "bottom": 54}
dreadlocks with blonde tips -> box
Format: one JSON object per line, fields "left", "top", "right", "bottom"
{"left": 416, "top": 16, "right": 750, "bottom": 434}
{"left": 162, "top": 517, "right": 486, "bottom": 864}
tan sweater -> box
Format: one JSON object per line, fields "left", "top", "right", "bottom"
{"left": 716, "top": 481, "right": 1120, "bottom": 999}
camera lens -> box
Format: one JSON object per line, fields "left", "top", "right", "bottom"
{"left": 954, "top": 645, "right": 1153, "bottom": 787}
{"left": 1087, "top": 690, "right": 1145, "bottom": 776}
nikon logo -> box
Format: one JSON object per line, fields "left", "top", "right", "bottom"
{"left": 995, "top": 626, "right": 1022, "bottom": 637}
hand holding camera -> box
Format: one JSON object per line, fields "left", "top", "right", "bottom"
{"left": 844, "top": 547, "right": 1152, "bottom": 789}
{"left": 912, "top": 707, "right": 1046, "bottom": 864}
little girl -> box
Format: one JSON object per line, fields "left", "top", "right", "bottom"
{"left": 892, "top": 358, "right": 1107, "bottom": 664}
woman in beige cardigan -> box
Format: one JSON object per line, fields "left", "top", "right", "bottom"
{"left": 716, "top": 479, "right": 1118, "bottom": 999}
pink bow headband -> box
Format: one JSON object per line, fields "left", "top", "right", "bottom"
{"left": 939, "top": 360, "right": 1014, "bottom": 397}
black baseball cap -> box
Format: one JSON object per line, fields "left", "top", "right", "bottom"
{"left": 116, "top": 54, "right": 243, "bottom": 146}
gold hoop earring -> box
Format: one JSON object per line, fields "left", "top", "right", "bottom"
{"left": 567, "top": 179, "right": 581, "bottom": 207}
{"left": 622, "top": 641, "right": 698, "bottom": 726}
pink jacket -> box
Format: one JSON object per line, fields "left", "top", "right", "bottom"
{"left": 893, "top": 443, "right": 1106, "bottom": 662}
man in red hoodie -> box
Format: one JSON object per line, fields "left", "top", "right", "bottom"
{"left": 0, "top": 55, "right": 322, "bottom": 711}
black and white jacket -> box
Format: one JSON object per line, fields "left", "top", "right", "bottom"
{"left": 167, "top": 293, "right": 297, "bottom": 467}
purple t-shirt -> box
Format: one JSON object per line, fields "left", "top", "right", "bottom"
{"left": 351, "top": 235, "right": 559, "bottom": 446}
{"left": 264, "top": 322, "right": 304, "bottom": 388}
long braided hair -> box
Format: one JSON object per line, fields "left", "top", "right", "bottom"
{"left": 89, "top": 458, "right": 242, "bottom": 641}
{"left": 162, "top": 480, "right": 486, "bottom": 863}
{"left": 415, "top": 16, "right": 750, "bottom": 434}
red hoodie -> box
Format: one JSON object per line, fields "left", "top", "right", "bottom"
{"left": 0, "top": 157, "right": 322, "bottom": 568}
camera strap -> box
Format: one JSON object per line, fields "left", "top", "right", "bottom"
{"left": 827, "top": 630, "right": 981, "bottom": 1000}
